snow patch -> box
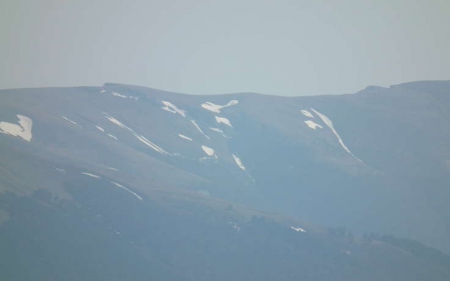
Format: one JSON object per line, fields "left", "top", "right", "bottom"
{"left": 112, "top": 92, "right": 127, "bottom": 98}
{"left": 232, "top": 154, "right": 246, "bottom": 170}
{"left": 0, "top": 115, "right": 33, "bottom": 142}
{"left": 178, "top": 134, "right": 192, "bottom": 141}
{"left": 201, "top": 145, "right": 217, "bottom": 158}
{"left": 311, "top": 108, "right": 362, "bottom": 162}
{"left": 110, "top": 181, "right": 143, "bottom": 200}
{"left": 95, "top": 125, "right": 105, "bottom": 132}
{"left": 291, "top": 226, "right": 306, "bottom": 233}
{"left": 55, "top": 168, "right": 66, "bottom": 174}
{"left": 210, "top": 127, "right": 228, "bottom": 138}
{"left": 215, "top": 116, "right": 232, "bottom": 127}
{"left": 107, "top": 134, "right": 118, "bottom": 140}
{"left": 100, "top": 89, "right": 106, "bottom": 93}
{"left": 201, "top": 100, "right": 239, "bottom": 113}
{"left": 62, "top": 116, "right": 81, "bottom": 127}
{"left": 161, "top": 101, "right": 186, "bottom": 117}
{"left": 191, "top": 120, "right": 210, "bottom": 140}
{"left": 301, "top": 110, "right": 314, "bottom": 118}
{"left": 304, "top": 120, "right": 323, "bottom": 130}
{"left": 107, "top": 167, "right": 119, "bottom": 171}
{"left": 81, "top": 172, "right": 101, "bottom": 179}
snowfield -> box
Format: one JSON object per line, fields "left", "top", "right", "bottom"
{"left": 0, "top": 115, "right": 33, "bottom": 142}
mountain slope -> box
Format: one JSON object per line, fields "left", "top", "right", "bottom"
{"left": 1, "top": 80, "right": 450, "bottom": 256}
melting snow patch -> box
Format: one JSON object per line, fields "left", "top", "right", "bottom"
{"left": 62, "top": 116, "right": 81, "bottom": 127}
{"left": 107, "top": 167, "right": 119, "bottom": 171}
{"left": 161, "top": 101, "right": 186, "bottom": 117}
{"left": 304, "top": 120, "right": 323, "bottom": 130}
{"left": 178, "top": 134, "right": 192, "bottom": 141}
{"left": 112, "top": 92, "right": 127, "bottom": 98}
{"left": 81, "top": 172, "right": 101, "bottom": 179}
{"left": 110, "top": 181, "right": 143, "bottom": 201}
{"left": 228, "top": 221, "right": 241, "bottom": 231}
{"left": 107, "top": 134, "right": 118, "bottom": 140}
{"left": 215, "top": 116, "right": 232, "bottom": 127}
{"left": 191, "top": 120, "right": 210, "bottom": 140}
{"left": 0, "top": 115, "right": 33, "bottom": 142}
{"left": 100, "top": 89, "right": 106, "bottom": 93}
{"left": 201, "top": 145, "right": 217, "bottom": 158}
{"left": 291, "top": 226, "right": 306, "bottom": 233}
{"left": 55, "top": 168, "right": 66, "bottom": 174}
{"left": 301, "top": 110, "right": 314, "bottom": 118}
{"left": 95, "top": 125, "right": 105, "bottom": 132}
{"left": 201, "top": 100, "right": 239, "bottom": 113}
{"left": 232, "top": 154, "right": 246, "bottom": 170}
{"left": 311, "top": 108, "right": 362, "bottom": 162}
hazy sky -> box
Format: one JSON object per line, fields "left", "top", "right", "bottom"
{"left": 1, "top": 0, "right": 449, "bottom": 96}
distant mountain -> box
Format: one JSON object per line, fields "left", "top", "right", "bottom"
{"left": 1, "top": 81, "right": 450, "bottom": 280}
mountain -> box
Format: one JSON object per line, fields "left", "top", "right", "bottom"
{"left": 1, "top": 81, "right": 450, "bottom": 280}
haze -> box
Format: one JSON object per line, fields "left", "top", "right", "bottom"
{"left": 1, "top": 0, "right": 449, "bottom": 96}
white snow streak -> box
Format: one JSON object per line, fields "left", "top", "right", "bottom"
{"left": 215, "top": 116, "right": 232, "bottom": 127}
{"left": 62, "top": 116, "right": 81, "bottom": 127}
{"left": 0, "top": 115, "right": 33, "bottom": 142}
{"left": 301, "top": 110, "right": 314, "bottom": 118}
{"left": 304, "top": 120, "right": 323, "bottom": 130}
{"left": 191, "top": 120, "right": 210, "bottom": 140}
{"left": 104, "top": 112, "right": 168, "bottom": 154}
{"left": 311, "top": 108, "right": 362, "bottom": 162}
{"left": 134, "top": 134, "right": 168, "bottom": 154}
{"left": 161, "top": 101, "right": 186, "bottom": 117}
{"left": 291, "top": 226, "right": 306, "bottom": 233}
{"left": 110, "top": 182, "right": 143, "bottom": 201}
{"left": 178, "top": 134, "right": 192, "bottom": 141}
{"left": 103, "top": 112, "right": 133, "bottom": 132}
{"left": 81, "top": 172, "right": 101, "bottom": 179}
{"left": 107, "top": 134, "right": 118, "bottom": 140}
{"left": 232, "top": 154, "right": 246, "bottom": 170}
{"left": 201, "top": 100, "right": 239, "bottom": 113}
{"left": 107, "top": 167, "right": 119, "bottom": 171}
{"left": 95, "top": 125, "right": 105, "bottom": 132}
{"left": 210, "top": 127, "right": 228, "bottom": 138}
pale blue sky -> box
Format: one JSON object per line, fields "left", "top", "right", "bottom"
{"left": 1, "top": 0, "right": 449, "bottom": 96}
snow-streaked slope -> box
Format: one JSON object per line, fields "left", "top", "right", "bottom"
{"left": 0, "top": 115, "right": 33, "bottom": 142}
{"left": 104, "top": 112, "right": 168, "bottom": 154}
